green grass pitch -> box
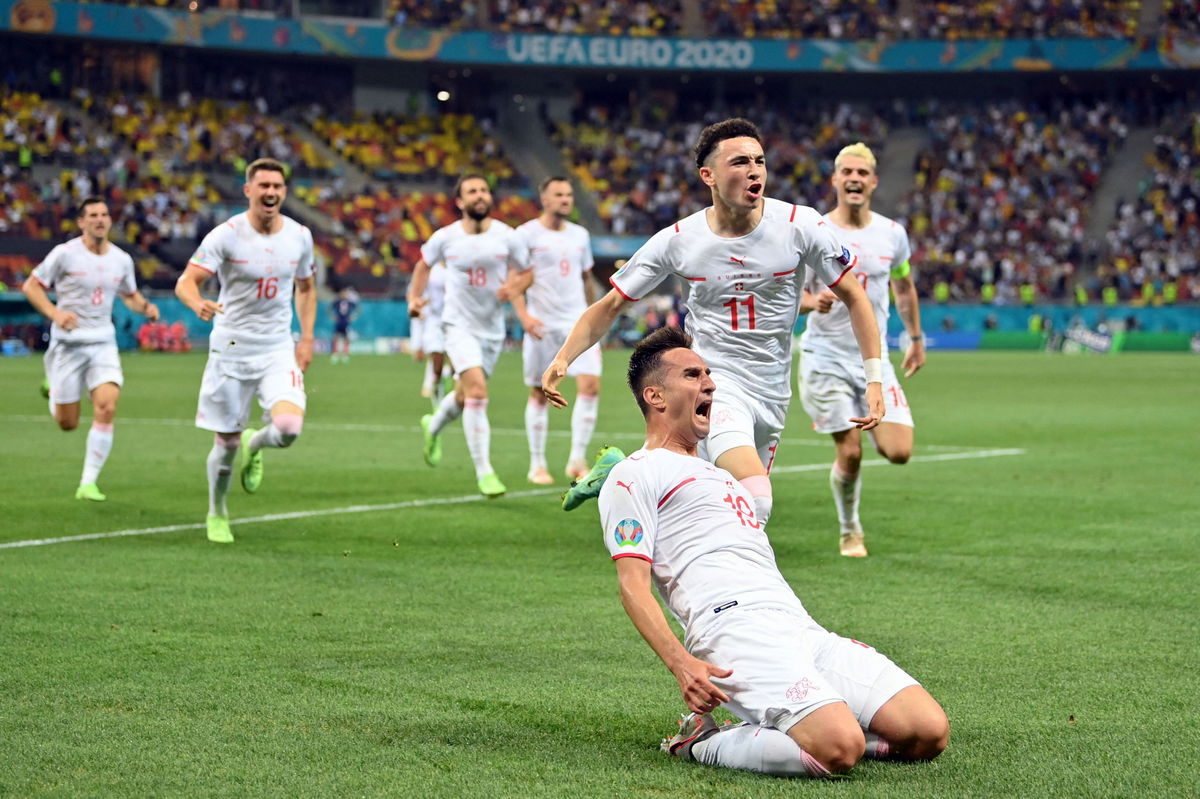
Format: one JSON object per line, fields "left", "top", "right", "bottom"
{"left": 1, "top": 348, "right": 1197, "bottom": 797}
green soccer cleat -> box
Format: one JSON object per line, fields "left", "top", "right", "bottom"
{"left": 40, "top": 377, "right": 50, "bottom": 399}
{"left": 240, "top": 428, "right": 263, "bottom": 493}
{"left": 477, "top": 471, "right": 506, "bottom": 498}
{"left": 421, "top": 413, "right": 442, "bottom": 466}
{"left": 206, "top": 513, "right": 234, "bottom": 543}
{"left": 74, "top": 483, "right": 106, "bottom": 502}
{"left": 561, "top": 446, "right": 625, "bottom": 511}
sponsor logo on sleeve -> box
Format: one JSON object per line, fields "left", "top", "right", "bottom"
{"left": 835, "top": 246, "right": 852, "bottom": 266}
{"left": 613, "top": 519, "right": 644, "bottom": 547}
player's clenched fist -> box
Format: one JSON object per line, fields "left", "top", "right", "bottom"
{"left": 191, "top": 300, "right": 223, "bottom": 322}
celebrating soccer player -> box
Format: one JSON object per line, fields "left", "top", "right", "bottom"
{"left": 798, "top": 142, "right": 925, "bottom": 557}
{"left": 175, "top": 158, "right": 316, "bottom": 543}
{"left": 406, "top": 174, "right": 530, "bottom": 498}
{"left": 543, "top": 118, "right": 885, "bottom": 524}
{"left": 22, "top": 197, "right": 160, "bottom": 502}
{"left": 600, "top": 327, "right": 948, "bottom": 776}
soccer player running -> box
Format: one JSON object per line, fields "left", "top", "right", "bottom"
{"left": 406, "top": 174, "right": 529, "bottom": 498}
{"left": 798, "top": 143, "right": 925, "bottom": 558}
{"left": 22, "top": 197, "right": 160, "bottom": 501}
{"left": 411, "top": 260, "right": 449, "bottom": 406}
{"left": 543, "top": 118, "right": 884, "bottom": 523}
{"left": 504, "top": 176, "right": 603, "bottom": 485}
{"left": 600, "top": 327, "right": 948, "bottom": 777}
{"left": 175, "top": 158, "right": 316, "bottom": 543}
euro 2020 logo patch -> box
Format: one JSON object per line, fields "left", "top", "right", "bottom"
{"left": 614, "top": 519, "right": 644, "bottom": 548}
{"left": 836, "top": 246, "right": 852, "bottom": 266}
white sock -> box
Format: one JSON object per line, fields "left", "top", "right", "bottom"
{"left": 569, "top": 393, "right": 599, "bottom": 463}
{"left": 830, "top": 463, "right": 861, "bottom": 531}
{"left": 206, "top": 437, "right": 240, "bottom": 516}
{"left": 250, "top": 414, "right": 303, "bottom": 451}
{"left": 421, "top": 360, "right": 434, "bottom": 393}
{"left": 80, "top": 422, "right": 113, "bottom": 486}
{"left": 691, "top": 723, "right": 831, "bottom": 778}
{"left": 429, "top": 391, "right": 462, "bottom": 435}
{"left": 463, "top": 397, "right": 493, "bottom": 477}
{"left": 526, "top": 398, "right": 548, "bottom": 471}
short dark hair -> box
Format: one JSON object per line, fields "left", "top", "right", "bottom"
{"left": 694, "top": 118, "right": 763, "bottom": 169}
{"left": 538, "top": 175, "right": 570, "bottom": 193}
{"left": 453, "top": 173, "right": 489, "bottom": 198}
{"left": 627, "top": 326, "right": 694, "bottom": 416}
{"left": 246, "top": 157, "right": 288, "bottom": 183}
{"left": 77, "top": 196, "right": 107, "bottom": 217}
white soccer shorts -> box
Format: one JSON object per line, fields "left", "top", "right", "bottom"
{"left": 698, "top": 375, "right": 788, "bottom": 472}
{"left": 799, "top": 353, "right": 914, "bottom": 435}
{"left": 194, "top": 347, "right": 306, "bottom": 433}
{"left": 45, "top": 340, "right": 123, "bottom": 406}
{"left": 522, "top": 326, "right": 601, "bottom": 387}
{"left": 419, "top": 312, "right": 445, "bottom": 354}
{"left": 443, "top": 322, "right": 502, "bottom": 377}
{"left": 693, "top": 606, "right": 919, "bottom": 732}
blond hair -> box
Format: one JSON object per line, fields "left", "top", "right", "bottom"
{"left": 834, "top": 142, "right": 877, "bottom": 171}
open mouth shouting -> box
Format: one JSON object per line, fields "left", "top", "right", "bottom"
{"left": 261, "top": 196, "right": 281, "bottom": 209}
{"left": 746, "top": 182, "right": 763, "bottom": 202}
{"left": 695, "top": 397, "right": 713, "bottom": 426}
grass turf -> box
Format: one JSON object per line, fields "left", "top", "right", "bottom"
{"left": 1, "top": 349, "right": 1197, "bottom": 797}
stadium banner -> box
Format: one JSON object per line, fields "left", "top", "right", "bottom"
{"left": 3, "top": 1, "right": 1199, "bottom": 71}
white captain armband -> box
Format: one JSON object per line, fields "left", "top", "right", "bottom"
{"left": 864, "top": 357, "right": 883, "bottom": 384}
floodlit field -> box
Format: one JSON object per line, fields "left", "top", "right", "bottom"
{"left": 1, "top": 349, "right": 1197, "bottom": 797}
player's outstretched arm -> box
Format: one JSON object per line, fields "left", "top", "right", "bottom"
{"left": 176, "top": 265, "right": 222, "bottom": 322}
{"left": 542, "top": 289, "right": 626, "bottom": 408}
{"left": 21, "top": 275, "right": 78, "bottom": 330}
{"left": 616, "top": 558, "right": 732, "bottom": 715}
{"left": 831, "top": 278, "right": 884, "bottom": 430}
{"left": 294, "top": 276, "right": 317, "bottom": 371}
{"left": 891, "top": 273, "right": 925, "bottom": 377}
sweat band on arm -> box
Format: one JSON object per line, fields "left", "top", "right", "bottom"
{"left": 864, "top": 358, "right": 883, "bottom": 384}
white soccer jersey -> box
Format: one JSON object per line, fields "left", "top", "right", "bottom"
{"left": 515, "top": 218, "right": 593, "bottom": 329}
{"left": 611, "top": 198, "right": 855, "bottom": 404}
{"left": 801, "top": 211, "right": 911, "bottom": 360}
{"left": 189, "top": 212, "right": 314, "bottom": 352}
{"left": 599, "top": 448, "right": 810, "bottom": 643}
{"left": 420, "top": 219, "right": 528, "bottom": 341}
{"left": 31, "top": 237, "right": 137, "bottom": 344}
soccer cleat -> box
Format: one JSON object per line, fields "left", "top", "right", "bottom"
{"left": 420, "top": 413, "right": 442, "bottom": 466}
{"left": 561, "top": 446, "right": 625, "bottom": 511}
{"left": 75, "top": 483, "right": 106, "bottom": 502}
{"left": 839, "top": 528, "right": 868, "bottom": 558}
{"left": 477, "top": 472, "right": 506, "bottom": 498}
{"left": 660, "top": 712, "right": 720, "bottom": 760}
{"left": 527, "top": 466, "right": 554, "bottom": 485}
{"left": 206, "top": 514, "right": 234, "bottom": 543}
{"left": 40, "top": 377, "right": 51, "bottom": 399}
{"left": 565, "top": 458, "right": 590, "bottom": 481}
{"left": 240, "top": 428, "right": 264, "bottom": 493}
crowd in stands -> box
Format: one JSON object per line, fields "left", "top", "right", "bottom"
{"left": 910, "top": 0, "right": 1140, "bottom": 40}
{"left": 1099, "top": 110, "right": 1200, "bottom": 303}
{"left": 1162, "top": 0, "right": 1200, "bottom": 37}
{"left": 554, "top": 91, "right": 892, "bottom": 235}
{"left": 704, "top": 0, "right": 908, "bottom": 40}
{"left": 486, "top": 0, "right": 682, "bottom": 36}
{"left": 897, "top": 99, "right": 1129, "bottom": 303}
{"left": 309, "top": 110, "right": 521, "bottom": 188}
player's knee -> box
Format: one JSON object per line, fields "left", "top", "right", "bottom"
{"left": 885, "top": 448, "right": 911, "bottom": 465}
{"left": 57, "top": 417, "right": 78, "bottom": 432}
{"left": 215, "top": 432, "right": 241, "bottom": 449}
{"left": 894, "top": 709, "right": 950, "bottom": 761}
{"left": 808, "top": 728, "right": 866, "bottom": 774}
{"left": 273, "top": 413, "right": 304, "bottom": 447}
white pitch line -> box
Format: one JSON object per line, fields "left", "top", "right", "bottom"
{"left": 0, "top": 448, "right": 1024, "bottom": 552}
{"left": 0, "top": 415, "right": 1000, "bottom": 451}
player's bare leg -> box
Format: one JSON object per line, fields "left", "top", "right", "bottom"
{"left": 713, "top": 445, "right": 773, "bottom": 527}
{"left": 566, "top": 373, "right": 600, "bottom": 480}
{"left": 459, "top": 367, "right": 504, "bottom": 497}
{"left": 526, "top": 386, "right": 553, "bottom": 484}
{"left": 870, "top": 422, "right": 913, "bottom": 465}
{"left": 53, "top": 400, "right": 82, "bottom": 431}
{"left": 863, "top": 685, "right": 949, "bottom": 761}
{"left": 831, "top": 429, "right": 866, "bottom": 556}
{"left": 74, "top": 382, "right": 120, "bottom": 501}
{"left": 242, "top": 400, "right": 305, "bottom": 493}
